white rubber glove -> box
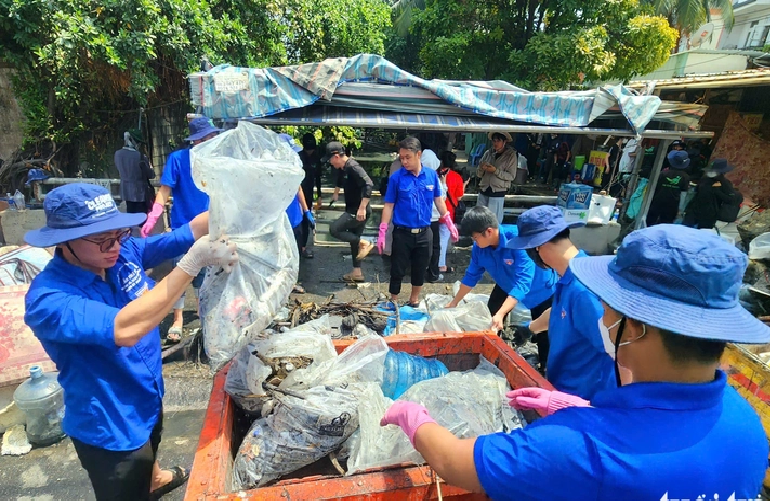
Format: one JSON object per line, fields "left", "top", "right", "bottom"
{"left": 177, "top": 235, "right": 238, "bottom": 277}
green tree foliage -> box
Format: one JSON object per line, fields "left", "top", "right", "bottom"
{"left": 410, "top": 0, "right": 677, "bottom": 90}
{"left": 648, "top": 0, "right": 734, "bottom": 36}
{"left": 0, "top": 0, "right": 389, "bottom": 155}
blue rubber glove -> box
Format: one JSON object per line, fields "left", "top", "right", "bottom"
{"left": 304, "top": 211, "right": 316, "bottom": 229}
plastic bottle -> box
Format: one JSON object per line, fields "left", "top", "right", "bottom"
{"left": 381, "top": 350, "right": 449, "bottom": 400}
{"left": 13, "top": 189, "right": 25, "bottom": 212}
{"left": 13, "top": 365, "right": 65, "bottom": 446}
{"left": 6, "top": 192, "right": 15, "bottom": 211}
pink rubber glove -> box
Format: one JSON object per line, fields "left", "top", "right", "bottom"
{"left": 506, "top": 387, "right": 590, "bottom": 416}
{"left": 380, "top": 401, "right": 437, "bottom": 446}
{"left": 377, "top": 222, "right": 388, "bottom": 255}
{"left": 141, "top": 202, "right": 164, "bottom": 238}
{"left": 439, "top": 213, "right": 459, "bottom": 242}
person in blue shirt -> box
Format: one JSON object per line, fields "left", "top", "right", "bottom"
{"left": 141, "top": 116, "right": 221, "bottom": 341}
{"left": 378, "top": 137, "right": 459, "bottom": 307}
{"left": 24, "top": 184, "right": 237, "bottom": 500}
{"left": 506, "top": 205, "right": 616, "bottom": 399}
{"left": 280, "top": 133, "right": 315, "bottom": 293}
{"left": 446, "top": 206, "right": 556, "bottom": 345}
{"left": 381, "top": 224, "right": 770, "bottom": 500}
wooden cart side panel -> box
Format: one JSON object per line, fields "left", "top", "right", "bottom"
{"left": 721, "top": 344, "right": 770, "bottom": 488}
{"left": 186, "top": 364, "right": 235, "bottom": 500}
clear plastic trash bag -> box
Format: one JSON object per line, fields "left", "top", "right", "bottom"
{"left": 224, "top": 316, "right": 337, "bottom": 413}
{"left": 423, "top": 300, "right": 492, "bottom": 332}
{"left": 346, "top": 356, "right": 524, "bottom": 475}
{"left": 280, "top": 335, "right": 389, "bottom": 391}
{"left": 191, "top": 122, "right": 304, "bottom": 370}
{"left": 233, "top": 385, "right": 360, "bottom": 489}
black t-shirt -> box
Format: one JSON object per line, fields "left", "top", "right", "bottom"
{"left": 652, "top": 168, "right": 690, "bottom": 207}
{"left": 336, "top": 158, "right": 373, "bottom": 214}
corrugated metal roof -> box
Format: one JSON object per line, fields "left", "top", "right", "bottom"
{"left": 628, "top": 69, "right": 770, "bottom": 89}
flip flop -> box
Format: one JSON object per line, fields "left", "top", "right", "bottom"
{"left": 292, "top": 284, "right": 306, "bottom": 294}
{"left": 342, "top": 273, "right": 365, "bottom": 283}
{"left": 439, "top": 266, "right": 455, "bottom": 273}
{"left": 166, "top": 327, "right": 183, "bottom": 343}
{"left": 150, "top": 466, "right": 189, "bottom": 500}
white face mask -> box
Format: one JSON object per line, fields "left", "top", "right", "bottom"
{"left": 705, "top": 171, "right": 719, "bottom": 178}
{"left": 599, "top": 317, "right": 622, "bottom": 360}
{"left": 598, "top": 317, "right": 646, "bottom": 359}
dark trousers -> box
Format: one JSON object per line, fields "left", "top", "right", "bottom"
{"left": 72, "top": 413, "right": 163, "bottom": 501}
{"left": 426, "top": 220, "right": 441, "bottom": 281}
{"left": 390, "top": 226, "right": 432, "bottom": 296}
{"left": 292, "top": 224, "right": 306, "bottom": 254}
{"left": 646, "top": 201, "right": 678, "bottom": 227}
{"left": 488, "top": 284, "right": 553, "bottom": 370}
{"left": 126, "top": 201, "right": 147, "bottom": 214}
{"left": 330, "top": 211, "right": 368, "bottom": 267}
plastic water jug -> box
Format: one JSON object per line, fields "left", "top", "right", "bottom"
{"left": 381, "top": 350, "right": 449, "bottom": 400}
{"left": 13, "top": 365, "right": 65, "bottom": 446}
{"left": 13, "top": 189, "right": 25, "bottom": 212}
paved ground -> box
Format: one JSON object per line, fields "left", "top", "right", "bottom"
{"left": 0, "top": 239, "right": 492, "bottom": 500}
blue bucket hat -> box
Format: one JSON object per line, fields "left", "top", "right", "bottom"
{"left": 570, "top": 224, "right": 770, "bottom": 344}
{"left": 506, "top": 205, "right": 585, "bottom": 250}
{"left": 707, "top": 158, "right": 735, "bottom": 173}
{"left": 25, "top": 184, "right": 146, "bottom": 247}
{"left": 185, "top": 116, "right": 222, "bottom": 142}
{"left": 667, "top": 150, "right": 690, "bottom": 170}
{"left": 278, "top": 133, "right": 302, "bottom": 152}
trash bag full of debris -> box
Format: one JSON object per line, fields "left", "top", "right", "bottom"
{"left": 346, "top": 356, "right": 524, "bottom": 475}
{"left": 423, "top": 300, "right": 492, "bottom": 332}
{"left": 225, "top": 316, "right": 337, "bottom": 414}
{"left": 232, "top": 385, "right": 359, "bottom": 489}
{"left": 191, "top": 122, "right": 304, "bottom": 370}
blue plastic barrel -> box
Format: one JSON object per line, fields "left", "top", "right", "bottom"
{"left": 381, "top": 350, "right": 449, "bottom": 399}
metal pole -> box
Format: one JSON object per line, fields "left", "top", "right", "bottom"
{"left": 635, "top": 139, "right": 672, "bottom": 230}
{"left": 618, "top": 136, "right": 645, "bottom": 221}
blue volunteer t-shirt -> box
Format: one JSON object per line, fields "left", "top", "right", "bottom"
{"left": 25, "top": 227, "right": 195, "bottom": 451}
{"left": 461, "top": 225, "right": 557, "bottom": 309}
{"left": 384, "top": 166, "right": 442, "bottom": 228}
{"left": 474, "top": 371, "right": 768, "bottom": 500}
{"left": 286, "top": 193, "right": 303, "bottom": 229}
{"left": 160, "top": 148, "right": 210, "bottom": 229}
{"left": 546, "top": 250, "right": 616, "bottom": 399}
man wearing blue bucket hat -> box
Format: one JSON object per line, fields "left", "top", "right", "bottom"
{"left": 24, "top": 183, "right": 238, "bottom": 500}
{"left": 142, "top": 116, "right": 222, "bottom": 341}
{"left": 646, "top": 150, "right": 691, "bottom": 226}
{"left": 506, "top": 205, "right": 616, "bottom": 399}
{"left": 380, "top": 224, "right": 769, "bottom": 499}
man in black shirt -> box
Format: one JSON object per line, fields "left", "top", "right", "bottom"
{"left": 324, "top": 142, "right": 374, "bottom": 283}
{"left": 647, "top": 150, "right": 690, "bottom": 226}
{"left": 298, "top": 133, "right": 322, "bottom": 258}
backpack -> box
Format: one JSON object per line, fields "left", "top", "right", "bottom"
{"left": 718, "top": 191, "right": 743, "bottom": 223}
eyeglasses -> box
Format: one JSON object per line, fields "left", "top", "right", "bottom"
{"left": 82, "top": 229, "right": 131, "bottom": 252}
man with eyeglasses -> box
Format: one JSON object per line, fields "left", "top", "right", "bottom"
{"left": 24, "top": 184, "right": 238, "bottom": 500}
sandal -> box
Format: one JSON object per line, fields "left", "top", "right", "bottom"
{"left": 439, "top": 266, "right": 455, "bottom": 273}
{"left": 166, "top": 326, "right": 183, "bottom": 343}
{"left": 342, "top": 273, "right": 365, "bottom": 283}
{"left": 150, "top": 466, "right": 189, "bottom": 500}
{"left": 405, "top": 302, "right": 421, "bottom": 309}
{"left": 292, "top": 284, "right": 306, "bottom": 294}
{"left": 301, "top": 248, "right": 314, "bottom": 259}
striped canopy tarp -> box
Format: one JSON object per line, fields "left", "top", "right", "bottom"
{"left": 189, "top": 54, "right": 664, "bottom": 134}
